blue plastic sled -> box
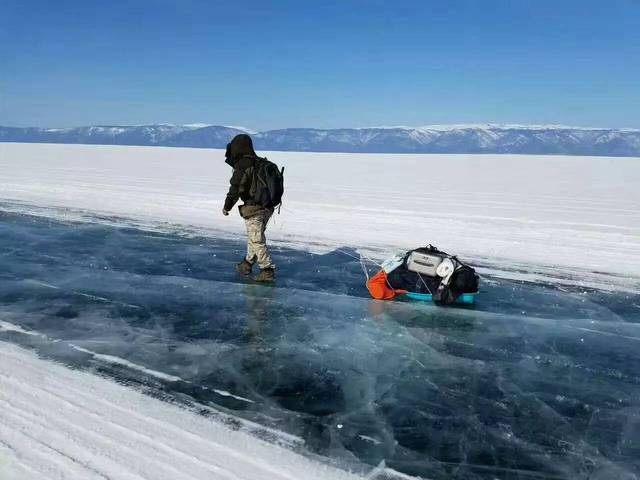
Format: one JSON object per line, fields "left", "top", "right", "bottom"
{"left": 403, "top": 292, "right": 477, "bottom": 305}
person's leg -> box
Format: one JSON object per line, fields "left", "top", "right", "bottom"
{"left": 244, "top": 214, "right": 261, "bottom": 265}
{"left": 253, "top": 210, "right": 274, "bottom": 270}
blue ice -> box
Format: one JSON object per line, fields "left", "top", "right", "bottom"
{"left": 1, "top": 210, "right": 639, "bottom": 479}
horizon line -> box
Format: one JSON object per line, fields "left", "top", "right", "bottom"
{"left": 3, "top": 122, "right": 640, "bottom": 132}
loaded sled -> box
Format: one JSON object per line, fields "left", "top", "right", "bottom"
{"left": 366, "top": 245, "right": 479, "bottom": 306}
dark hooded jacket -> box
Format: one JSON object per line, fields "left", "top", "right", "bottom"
{"left": 223, "top": 134, "right": 259, "bottom": 213}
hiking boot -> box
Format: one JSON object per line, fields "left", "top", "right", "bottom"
{"left": 254, "top": 267, "right": 275, "bottom": 282}
{"left": 236, "top": 260, "right": 253, "bottom": 275}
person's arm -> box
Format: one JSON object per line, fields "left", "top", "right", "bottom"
{"left": 223, "top": 157, "right": 252, "bottom": 213}
{"left": 223, "top": 167, "right": 243, "bottom": 212}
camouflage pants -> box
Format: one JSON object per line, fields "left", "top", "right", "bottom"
{"left": 244, "top": 209, "right": 274, "bottom": 269}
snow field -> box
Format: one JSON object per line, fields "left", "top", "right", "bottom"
{"left": 0, "top": 142, "right": 638, "bottom": 281}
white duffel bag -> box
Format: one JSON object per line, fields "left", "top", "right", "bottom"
{"left": 406, "top": 251, "right": 446, "bottom": 277}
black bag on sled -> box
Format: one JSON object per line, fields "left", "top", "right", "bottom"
{"left": 386, "top": 245, "right": 479, "bottom": 305}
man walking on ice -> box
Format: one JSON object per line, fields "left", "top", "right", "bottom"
{"left": 222, "top": 134, "right": 282, "bottom": 282}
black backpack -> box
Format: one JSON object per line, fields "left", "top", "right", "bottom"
{"left": 250, "top": 157, "right": 285, "bottom": 210}
{"left": 433, "top": 265, "right": 479, "bottom": 305}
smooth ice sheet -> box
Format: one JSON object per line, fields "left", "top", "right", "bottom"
{"left": 1, "top": 212, "right": 639, "bottom": 479}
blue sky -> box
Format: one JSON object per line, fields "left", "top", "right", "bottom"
{"left": 1, "top": 0, "right": 639, "bottom": 129}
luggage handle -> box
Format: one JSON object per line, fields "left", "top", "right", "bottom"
{"left": 412, "top": 259, "right": 439, "bottom": 267}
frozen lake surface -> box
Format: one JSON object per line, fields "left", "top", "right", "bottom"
{"left": 2, "top": 143, "right": 639, "bottom": 278}
{"left": 1, "top": 211, "right": 639, "bottom": 479}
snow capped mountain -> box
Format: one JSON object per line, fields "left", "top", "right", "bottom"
{"left": 165, "top": 125, "right": 251, "bottom": 148}
{"left": 252, "top": 125, "right": 640, "bottom": 156}
{"left": 0, "top": 124, "right": 202, "bottom": 146}
{"left": 1, "top": 123, "right": 639, "bottom": 156}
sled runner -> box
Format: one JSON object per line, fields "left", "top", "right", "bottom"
{"left": 366, "top": 245, "right": 479, "bottom": 305}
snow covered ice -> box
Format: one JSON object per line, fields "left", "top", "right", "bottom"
{"left": 0, "top": 143, "right": 639, "bottom": 479}
{"left": 0, "top": 341, "right": 369, "bottom": 480}
{"left": 1, "top": 143, "right": 639, "bottom": 279}
{"left": 1, "top": 211, "right": 640, "bottom": 479}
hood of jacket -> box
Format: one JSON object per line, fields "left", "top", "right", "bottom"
{"left": 225, "top": 134, "right": 256, "bottom": 167}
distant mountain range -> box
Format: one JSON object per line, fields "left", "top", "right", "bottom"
{"left": 1, "top": 123, "right": 639, "bottom": 156}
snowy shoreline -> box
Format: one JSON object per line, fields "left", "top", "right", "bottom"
{"left": 0, "top": 341, "right": 387, "bottom": 480}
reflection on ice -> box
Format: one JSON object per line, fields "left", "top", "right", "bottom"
{"left": 1, "top": 211, "right": 639, "bottom": 479}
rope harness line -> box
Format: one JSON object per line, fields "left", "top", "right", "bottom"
{"left": 333, "top": 248, "right": 382, "bottom": 288}
{"left": 261, "top": 203, "right": 389, "bottom": 290}
{"left": 417, "top": 272, "right": 433, "bottom": 294}
{"left": 359, "top": 254, "right": 370, "bottom": 282}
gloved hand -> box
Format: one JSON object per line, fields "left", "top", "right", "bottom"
{"left": 222, "top": 208, "right": 229, "bottom": 216}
